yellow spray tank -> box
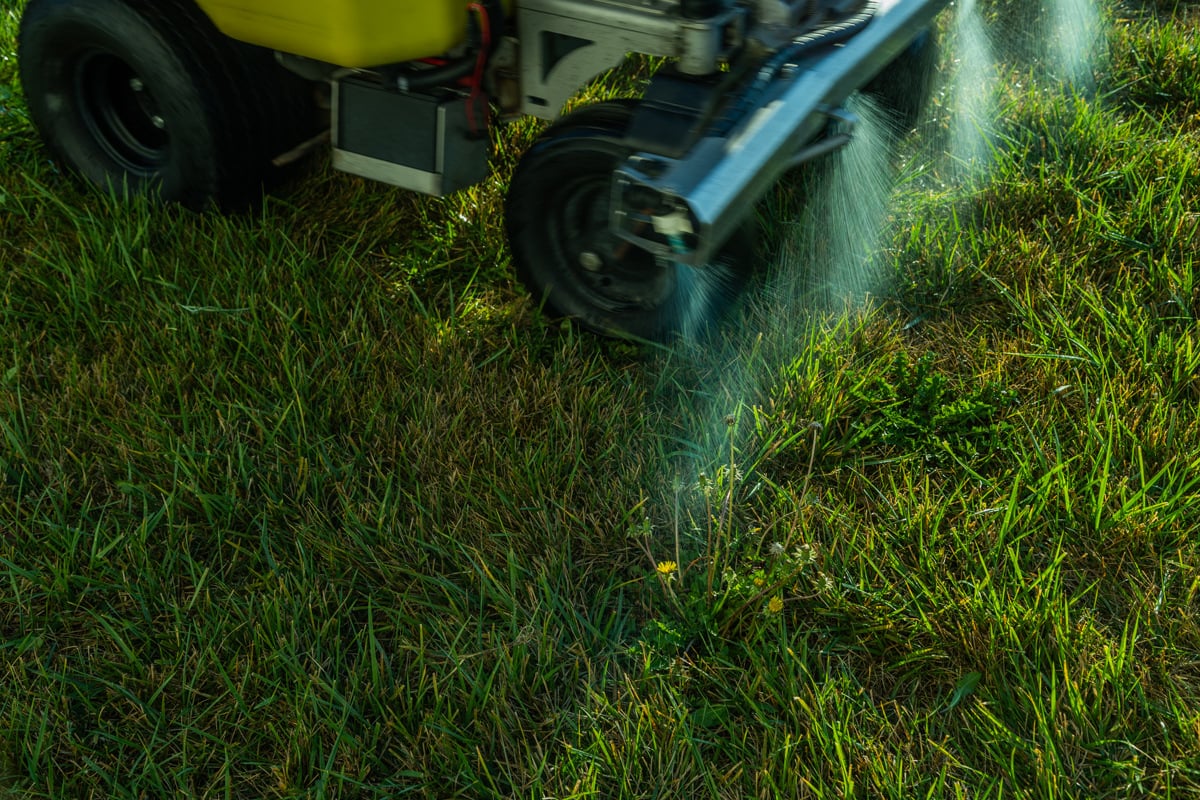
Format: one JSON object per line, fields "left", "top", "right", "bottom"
{"left": 193, "top": 0, "right": 470, "bottom": 66}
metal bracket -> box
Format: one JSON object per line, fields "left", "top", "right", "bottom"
{"left": 516, "top": 0, "right": 744, "bottom": 118}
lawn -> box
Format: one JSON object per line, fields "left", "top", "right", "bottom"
{"left": 1, "top": 0, "right": 1198, "bottom": 796}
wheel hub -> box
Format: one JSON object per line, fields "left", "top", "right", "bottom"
{"left": 558, "top": 176, "right": 675, "bottom": 313}
{"left": 74, "top": 50, "right": 168, "bottom": 176}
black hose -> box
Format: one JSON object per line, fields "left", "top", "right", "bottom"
{"left": 394, "top": 0, "right": 504, "bottom": 92}
{"left": 792, "top": 0, "right": 880, "bottom": 50}
{"left": 395, "top": 57, "right": 476, "bottom": 91}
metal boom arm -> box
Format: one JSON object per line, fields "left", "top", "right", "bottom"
{"left": 612, "top": 0, "right": 953, "bottom": 265}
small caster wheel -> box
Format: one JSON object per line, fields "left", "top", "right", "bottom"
{"left": 506, "top": 101, "right": 757, "bottom": 341}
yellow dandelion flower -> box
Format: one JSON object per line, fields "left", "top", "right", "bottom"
{"left": 767, "top": 595, "right": 784, "bottom": 614}
{"left": 656, "top": 561, "right": 678, "bottom": 576}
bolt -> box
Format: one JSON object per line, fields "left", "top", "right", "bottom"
{"left": 129, "top": 77, "right": 145, "bottom": 92}
{"left": 150, "top": 115, "right": 165, "bottom": 129}
{"left": 579, "top": 251, "right": 603, "bottom": 272}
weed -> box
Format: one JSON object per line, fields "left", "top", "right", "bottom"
{"left": 629, "top": 419, "right": 829, "bottom": 668}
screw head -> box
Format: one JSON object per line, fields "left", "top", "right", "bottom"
{"left": 579, "top": 251, "right": 603, "bottom": 272}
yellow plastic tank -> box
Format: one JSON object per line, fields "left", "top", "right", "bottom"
{"left": 195, "top": 0, "right": 468, "bottom": 67}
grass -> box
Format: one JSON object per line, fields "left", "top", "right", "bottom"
{"left": 2, "top": 0, "right": 1199, "bottom": 796}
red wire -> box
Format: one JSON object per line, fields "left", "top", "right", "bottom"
{"left": 465, "top": 2, "right": 491, "bottom": 134}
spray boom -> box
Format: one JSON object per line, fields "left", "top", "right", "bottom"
{"left": 613, "top": 0, "right": 953, "bottom": 265}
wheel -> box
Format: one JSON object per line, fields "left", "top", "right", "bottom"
{"left": 505, "top": 101, "right": 757, "bottom": 342}
{"left": 863, "top": 29, "right": 939, "bottom": 133}
{"left": 18, "top": 0, "right": 319, "bottom": 209}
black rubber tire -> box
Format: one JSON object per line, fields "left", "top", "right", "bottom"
{"left": 18, "top": 0, "right": 318, "bottom": 209}
{"left": 506, "top": 102, "right": 757, "bottom": 342}
{"left": 863, "top": 29, "right": 940, "bottom": 133}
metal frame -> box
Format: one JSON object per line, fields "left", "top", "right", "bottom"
{"left": 515, "top": 0, "right": 745, "bottom": 119}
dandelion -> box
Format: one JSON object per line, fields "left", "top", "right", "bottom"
{"left": 794, "top": 543, "right": 818, "bottom": 565}
{"left": 656, "top": 561, "right": 678, "bottom": 576}
{"left": 769, "top": 541, "right": 785, "bottom": 557}
{"left": 767, "top": 595, "right": 784, "bottom": 614}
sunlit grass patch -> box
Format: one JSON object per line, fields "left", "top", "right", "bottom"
{"left": 1110, "top": 6, "right": 1200, "bottom": 118}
